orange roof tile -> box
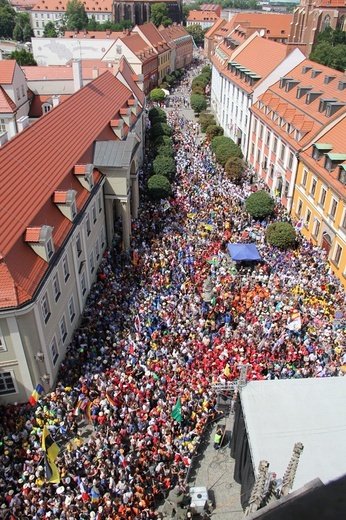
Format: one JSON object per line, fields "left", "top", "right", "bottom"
{"left": 32, "top": 0, "right": 112, "bottom": 12}
{"left": 0, "top": 259, "right": 20, "bottom": 309}
{"left": 0, "top": 87, "right": 17, "bottom": 113}
{"left": 204, "top": 17, "right": 226, "bottom": 38}
{"left": 187, "top": 10, "right": 219, "bottom": 22}
{"left": 316, "top": 0, "right": 346, "bottom": 5}
{"left": 0, "top": 60, "right": 16, "bottom": 85}
{"left": 0, "top": 71, "right": 136, "bottom": 309}
{"left": 29, "top": 94, "right": 70, "bottom": 118}
{"left": 119, "top": 33, "right": 156, "bottom": 62}
{"left": 24, "top": 227, "right": 41, "bottom": 242}
{"left": 133, "top": 23, "right": 170, "bottom": 53}
{"left": 63, "top": 30, "right": 123, "bottom": 39}
{"left": 53, "top": 191, "right": 68, "bottom": 203}
{"left": 229, "top": 12, "right": 292, "bottom": 39}
{"left": 118, "top": 57, "right": 145, "bottom": 107}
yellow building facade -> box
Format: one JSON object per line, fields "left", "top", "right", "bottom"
{"left": 293, "top": 113, "right": 346, "bottom": 288}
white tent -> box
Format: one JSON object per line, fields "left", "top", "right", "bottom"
{"left": 240, "top": 377, "right": 346, "bottom": 491}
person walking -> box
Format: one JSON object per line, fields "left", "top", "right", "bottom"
{"left": 214, "top": 429, "right": 223, "bottom": 450}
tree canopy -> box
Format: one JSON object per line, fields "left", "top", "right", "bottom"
{"left": 152, "top": 155, "right": 176, "bottom": 180}
{"left": 147, "top": 174, "right": 171, "bottom": 200}
{"left": 150, "top": 3, "right": 172, "bottom": 28}
{"left": 190, "top": 93, "right": 207, "bottom": 114}
{"left": 245, "top": 191, "right": 275, "bottom": 220}
{"left": 13, "top": 12, "right": 33, "bottom": 42}
{"left": 310, "top": 27, "right": 346, "bottom": 72}
{"left": 266, "top": 221, "right": 296, "bottom": 250}
{"left": 8, "top": 49, "right": 37, "bottom": 65}
{"left": 65, "top": 0, "right": 89, "bottom": 31}
{"left": 0, "top": 0, "right": 16, "bottom": 39}
{"left": 43, "top": 21, "right": 58, "bottom": 38}
{"left": 186, "top": 24, "right": 206, "bottom": 46}
{"left": 150, "top": 88, "right": 166, "bottom": 103}
{"left": 224, "top": 157, "right": 246, "bottom": 184}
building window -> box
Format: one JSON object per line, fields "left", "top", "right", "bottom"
{"left": 259, "top": 124, "right": 264, "bottom": 140}
{"left": 90, "top": 251, "right": 95, "bottom": 273}
{"left": 302, "top": 169, "right": 308, "bottom": 188}
{"left": 52, "top": 274, "right": 61, "bottom": 302}
{"left": 280, "top": 144, "right": 286, "bottom": 162}
{"left": 0, "top": 327, "right": 7, "bottom": 353}
{"left": 269, "top": 163, "right": 274, "bottom": 179}
{"left": 256, "top": 148, "right": 261, "bottom": 164}
{"left": 68, "top": 296, "right": 75, "bottom": 323}
{"left": 16, "top": 87, "right": 20, "bottom": 100}
{"left": 288, "top": 152, "right": 294, "bottom": 170}
{"left": 41, "top": 294, "right": 51, "bottom": 324}
{"left": 251, "top": 142, "right": 255, "bottom": 157}
{"left": 46, "top": 238, "right": 54, "bottom": 259}
{"left": 330, "top": 198, "right": 338, "bottom": 219}
{"left": 0, "top": 371, "right": 16, "bottom": 395}
{"left": 100, "top": 228, "right": 105, "bottom": 248}
{"left": 86, "top": 215, "right": 91, "bottom": 236}
{"left": 313, "top": 219, "right": 321, "bottom": 239}
{"left": 284, "top": 181, "right": 289, "bottom": 198}
{"left": 76, "top": 234, "right": 82, "bottom": 256}
{"left": 21, "top": 84, "right": 25, "bottom": 97}
{"left": 95, "top": 238, "right": 100, "bottom": 260}
{"left": 297, "top": 199, "right": 303, "bottom": 217}
{"left": 59, "top": 315, "right": 67, "bottom": 343}
{"left": 81, "top": 272, "right": 86, "bottom": 296}
{"left": 98, "top": 194, "right": 102, "bottom": 213}
{"left": 50, "top": 337, "right": 59, "bottom": 366}
{"left": 71, "top": 201, "right": 77, "bottom": 219}
{"left": 262, "top": 156, "right": 268, "bottom": 170}
{"left": 62, "top": 256, "right": 69, "bottom": 282}
{"left": 334, "top": 243, "right": 342, "bottom": 265}
{"left": 310, "top": 178, "right": 317, "bottom": 197}
{"left": 341, "top": 210, "right": 346, "bottom": 230}
{"left": 306, "top": 208, "right": 311, "bottom": 228}
{"left": 0, "top": 118, "right": 6, "bottom": 133}
{"left": 266, "top": 131, "right": 270, "bottom": 147}
{"left": 92, "top": 204, "right": 97, "bottom": 223}
{"left": 273, "top": 137, "right": 278, "bottom": 154}
{"left": 320, "top": 187, "right": 327, "bottom": 208}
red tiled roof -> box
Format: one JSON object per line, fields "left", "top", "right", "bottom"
{"left": 32, "top": 0, "right": 112, "bottom": 12}
{"left": 187, "top": 10, "right": 219, "bottom": 22}
{"left": 118, "top": 57, "right": 145, "bottom": 107}
{"left": 63, "top": 30, "right": 123, "bottom": 39}
{"left": 118, "top": 33, "right": 156, "bottom": 62}
{"left": 29, "top": 94, "right": 70, "bottom": 118}
{"left": 0, "top": 86, "right": 17, "bottom": 113}
{"left": 53, "top": 191, "right": 68, "bottom": 203}
{"left": 229, "top": 12, "right": 292, "bottom": 39}
{"left": 24, "top": 227, "right": 41, "bottom": 242}
{"left": 316, "top": 0, "right": 346, "bottom": 5}
{"left": 0, "top": 60, "right": 16, "bottom": 85}
{"left": 0, "top": 71, "right": 135, "bottom": 309}
{"left": 133, "top": 23, "right": 170, "bottom": 53}
{"left": 204, "top": 17, "right": 226, "bottom": 38}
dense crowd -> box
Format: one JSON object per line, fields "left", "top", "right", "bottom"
{"left": 1, "top": 59, "right": 346, "bottom": 520}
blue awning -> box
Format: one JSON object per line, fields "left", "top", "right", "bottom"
{"left": 227, "top": 243, "right": 261, "bottom": 261}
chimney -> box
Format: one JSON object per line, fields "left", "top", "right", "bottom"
{"left": 72, "top": 59, "right": 83, "bottom": 92}
{"left": 17, "top": 115, "right": 29, "bottom": 132}
{"left": 52, "top": 94, "right": 60, "bottom": 107}
{"left": 106, "top": 28, "right": 111, "bottom": 38}
{"left": 92, "top": 67, "right": 99, "bottom": 79}
{"left": 126, "top": 29, "right": 131, "bottom": 36}
{"left": 0, "top": 132, "right": 8, "bottom": 147}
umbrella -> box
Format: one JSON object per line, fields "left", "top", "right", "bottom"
{"left": 161, "top": 88, "right": 170, "bottom": 97}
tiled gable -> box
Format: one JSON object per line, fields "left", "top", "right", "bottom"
{"left": 0, "top": 87, "right": 17, "bottom": 114}
{"left": 0, "top": 60, "right": 16, "bottom": 85}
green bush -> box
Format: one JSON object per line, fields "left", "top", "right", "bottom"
{"left": 163, "top": 74, "right": 174, "bottom": 85}
{"left": 150, "top": 122, "right": 173, "bottom": 140}
{"left": 152, "top": 155, "right": 176, "bottom": 180}
{"left": 154, "top": 144, "right": 174, "bottom": 158}
{"left": 153, "top": 135, "right": 172, "bottom": 148}
{"left": 266, "top": 221, "right": 297, "bottom": 249}
{"left": 147, "top": 174, "right": 171, "bottom": 200}
{"left": 206, "top": 125, "right": 224, "bottom": 141}
{"left": 245, "top": 191, "right": 275, "bottom": 220}
{"left": 199, "top": 112, "right": 216, "bottom": 132}
{"left": 190, "top": 93, "right": 207, "bottom": 114}
{"left": 224, "top": 157, "right": 246, "bottom": 184}
{"left": 201, "top": 65, "right": 212, "bottom": 80}
{"left": 151, "top": 114, "right": 167, "bottom": 126}
{"left": 214, "top": 143, "right": 234, "bottom": 167}
{"left": 210, "top": 135, "right": 232, "bottom": 152}
{"left": 148, "top": 107, "right": 166, "bottom": 122}
{"left": 191, "top": 74, "right": 209, "bottom": 89}
{"left": 191, "top": 85, "right": 205, "bottom": 96}
{"left": 150, "top": 88, "right": 165, "bottom": 103}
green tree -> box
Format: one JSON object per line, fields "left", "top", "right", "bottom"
{"left": 214, "top": 143, "right": 233, "bottom": 167}
{"left": 224, "top": 157, "right": 246, "bottom": 184}
{"left": 206, "top": 125, "right": 224, "bottom": 141}
{"left": 0, "top": 0, "right": 16, "bottom": 39}
{"left": 186, "top": 24, "right": 206, "bottom": 46}
{"left": 87, "top": 16, "right": 98, "bottom": 31}
{"left": 199, "top": 112, "right": 216, "bottom": 132}
{"left": 147, "top": 174, "right": 171, "bottom": 200}
{"left": 190, "top": 93, "right": 207, "bottom": 114}
{"left": 245, "top": 191, "right": 275, "bottom": 220}
{"left": 150, "top": 122, "right": 172, "bottom": 140}
{"left": 150, "top": 3, "right": 172, "bottom": 28}
{"left": 8, "top": 48, "right": 37, "bottom": 65}
{"left": 65, "top": 0, "right": 89, "bottom": 31}
{"left": 153, "top": 135, "right": 172, "bottom": 149}
{"left": 12, "top": 12, "right": 33, "bottom": 42}
{"left": 148, "top": 106, "right": 166, "bottom": 122}
{"left": 182, "top": 5, "right": 190, "bottom": 25}
{"left": 201, "top": 65, "right": 212, "bottom": 80}
{"left": 310, "top": 27, "right": 346, "bottom": 72}
{"left": 152, "top": 155, "right": 176, "bottom": 180}
{"left": 43, "top": 21, "right": 58, "bottom": 37}
{"left": 266, "top": 221, "right": 296, "bottom": 249}
{"left": 154, "top": 144, "right": 174, "bottom": 158}
{"left": 150, "top": 88, "right": 166, "bottom": 103}
{"left": 210, "top": 135, "right": 233, "bottom": 152}
{"left": 191, "top": 74, "right": 209, "bottom": 90}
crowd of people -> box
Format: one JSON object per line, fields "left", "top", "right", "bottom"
{"left": 1, "top": 58, "right": 346, "bottom": 520}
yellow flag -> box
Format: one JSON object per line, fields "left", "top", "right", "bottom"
{"left": 224, "top": 364, "right": 230, "bottom": 377}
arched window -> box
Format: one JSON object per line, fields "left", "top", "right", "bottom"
{"left": 337, "top": 15, "right": 345, "bottom": 31}
{"left": 322, "top": 15, "right": 331, "bottom": 31}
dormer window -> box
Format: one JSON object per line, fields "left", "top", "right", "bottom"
{"left": 53, "top": 190, "right": 77, "bottom": 221}
{"left": 338, "top": 165, "right": 346, "bottom": 185}
{"left": 325, "top": 153, "right": 346, "bottom": 172}
{"left": 24, "top": 225, "right": 54, "bottom": 263}
{"left": 74, "top": 164, "right": 94, "bottom": 191}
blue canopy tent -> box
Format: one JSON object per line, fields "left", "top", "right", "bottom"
{"left": 227, "top": 243, "right": 261, "bottom": 262}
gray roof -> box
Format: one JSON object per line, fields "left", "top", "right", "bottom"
{"left": 93, "top": 133, "right": 139, "bottom": 169}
